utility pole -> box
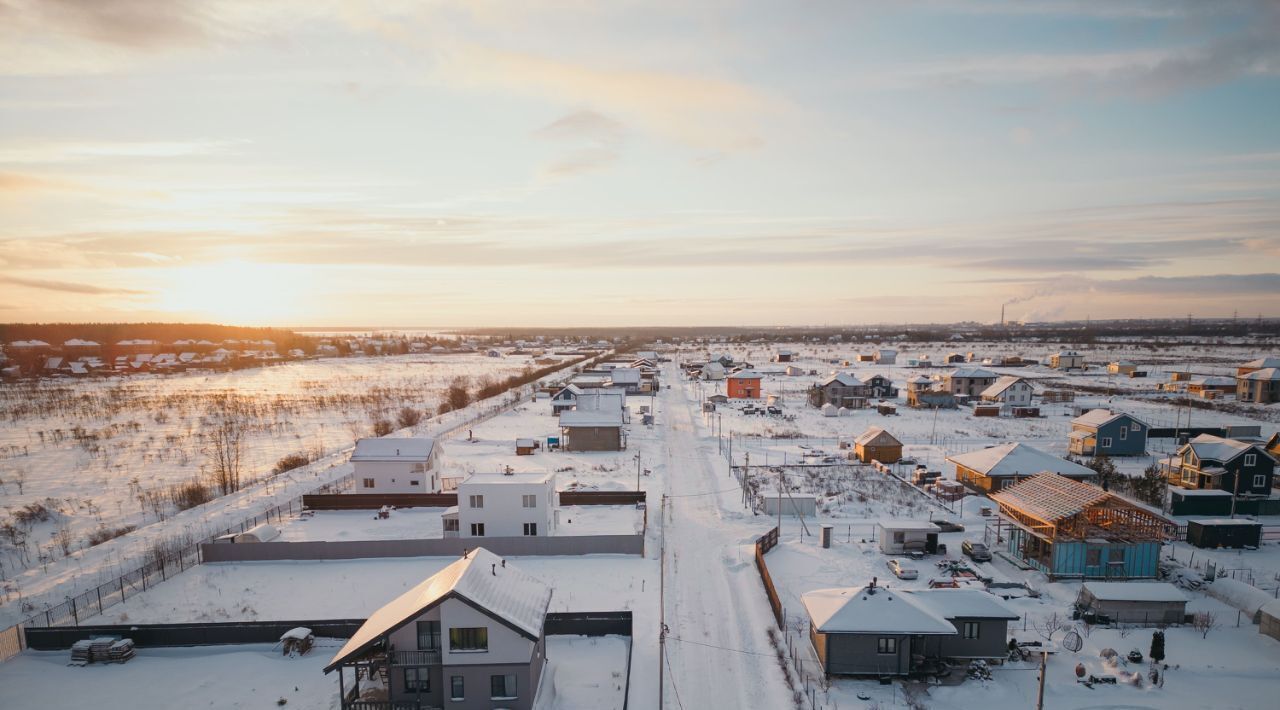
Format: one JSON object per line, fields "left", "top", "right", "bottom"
{"left": 635, "top": 453, "right": 641, "bottom": 492}
{"left": 658, "top": 494, "right": 666, "bottom": 709}
{"left": 1035, "top": 649, "right": 1048, "bottom": 710}
{"left": 777, "top": 463, "right": 784, "bottom": 532}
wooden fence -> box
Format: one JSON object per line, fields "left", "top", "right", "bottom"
{"left": 754, "top": 527, "right": 785, "bottom": 630}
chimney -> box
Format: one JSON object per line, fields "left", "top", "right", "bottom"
{"left": 501, "top": 559, "right": 506, "bottom": 568}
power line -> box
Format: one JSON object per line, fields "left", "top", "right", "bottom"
{"left": 663, "top": 647, "right": 686, "bottom": 710}
{"left": 664, "top": 486, "right": 742, "bottom": 498}
{"left": 666, "top": 635, "right": 780, "bottom": 659}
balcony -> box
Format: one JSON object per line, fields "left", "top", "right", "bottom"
{"left": 390, "top": 649, "right": 441, "bottom": 666}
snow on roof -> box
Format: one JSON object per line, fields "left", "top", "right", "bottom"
{"left": 1241, "top": 367, "right": 1280, "bottom": 381}
{"left": 989, "top": 473, "right": 1110, "bottom": 523}
{"left": 574, "top": 392, "right": 625, "bottom": 412}
{"left": 1188, "top": 376, "right": 1236, "bottom": 386}
{"left": 1082, "top": 582, "right": 1186, "bottom": 603}
{"left": 980, "top": 376, "right": 1027, "bottom": 398}
{"left": 516, "top": 438, "right": 536, "bottom": 447}
{"left": 1190, "top": 518, "right": 1262, "bottom": 526}
{"left": 1181, "top": 434, "right": 1265, "bottom": 464}
{"left": 822, "top": 372, "right": 862, "bottom": 387}
{"left": 1242, "top": 357, "right": 1280, "bottom": 369}
{"left": 462, "top": 472, "right": 553, "bottom": 485}
{"left": 802, "top": 586, "right": 956, "bottom": 635}
{"left": 326, "top": 549, "right": 552, "bottom": 672}
{"left": 1072, "top": 408, "right": 1148, "bottom": 429}
{"left": 351, "top": 437, "right": 436, "bottom": 461}
{"left": 559, "top": 409, "right": 624, "bottom": 428}
{"left": 855, "top": 426, "right": 901, "bottom": 447}
{"left": 946, "top": 443, "right": 1095, "bottom": 478}
{"left": 62, "top": 339, "right": 99, "bottom": 347}
{"left": 608, "top": 368, "right": 642, "bottom": 384}
{"left": 1170, "top": 488, "right": 1233, "bottom": 497}
{"left": 878, "top": 520, "right": 941, "bottom": 531}
{"left": 948, "top": 367, "right": 996, "bottom": 379}
{"left": 909, "top": 589, "right": 1019, "bottom": 620}
{"left": 9, "top": 340, "right": 50, "bottom": 347}
{"left": 728, "top": 370, "right": 763, "bottom": 380}
{"left": 281, "top": 627, "right": 312, "bottom": 641}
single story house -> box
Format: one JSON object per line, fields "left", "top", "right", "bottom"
{"left": 1075, "top": 582, "right": 1187, "bottom": 625}
{"left": 1187, "top": 376, "right": 1237, "bottom": 398}
{"left": 1068, "top": 409, "right": 1149, "bottom": 457}
{"left": 1049, "top": 351, "right": 1085, "bottom": 370}
{"left": 875, "top": 349, "right": 897, "bottom": 365}
{"left": 854, "top": 427, "right": 903, "bottom": 464}
{"left": 774, "top": 349, "right": 795, "bottom": 363}
{"left": 878, "top": 521, "right": 940, "bottom": 555}
{"left": 351, "top": 437, "right": 443, "bottom": 494}
{"left": 700, "top": 361, "right": 726, "bottom": 381}
{"left": 324, "top": 549, "right": 552, "bottom": 710}
{"left": 1107, "top": 361, "right": 1137, "bottom": 376}
{"left": 558, "top": 410, "right": 625, "bottom": 452}
{"left": 948, "top": 442, "right": 1096, "bottom": 492}
{"left": 802, "top": 582, "right": 1017, "bottom": 676}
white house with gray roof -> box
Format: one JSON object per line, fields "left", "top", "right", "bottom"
{"left": 351, "top": 437, "right": 443, "bottom": 493}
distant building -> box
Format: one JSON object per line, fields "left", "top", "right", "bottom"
{"left": 1049, "top": 351, "right": 1085, "bottom": 370}
{"left": 558, "top": 410, "right": 625, "bottom": 451}
{"left": 944, "top": 368, "right": 998, "bottom": 397}
{"left": 1237, "top": 357, "right": 1280, "bottom": 377}
{"left": 874, "top": 349, "right": 896, "bottom": 365}
{"left": 773, "top": 349, "right": 795, "bottom": 363}
{"left": 727, "top": 370, "right": 763, "bottom": 399}
{"left": 948, "top": 442, "right": 1096, "bottom": 492}
{"left": 1068, "top": 409, "right": 1149, "bottom": 457}
{"left": 978, "top": 376, "right": 1034, "bottom": 406}
{"left": 1186, "top": 376, "right": 1236, "bottom": 398}
{"left": 351, "top": 438, "right": 442, "bottom": 493}
{"left": 1237, "top": 367, "right": 1280, "bottom": 404}
{"left": 1107, "top": 361, "right": 1137, "bottom": 376}
{"left": 449, "top": 472, "right": 556, "bottom": 538}
{"left": 853, "top": 427, "right": 903, "bottom": 464}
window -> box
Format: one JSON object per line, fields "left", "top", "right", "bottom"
{"left": 410, "top": 479, "right": 420, "bottom": 486}
{"left": 469, "top": 494, "right": 484, "bottom": 509}
{"left": 1254, "top": 474, "right": 1266, "bottom": 489}
{"left": 1131, "top": 422, "right": 1141, "bottom": 431}
{"left": 450, "top": 627, "right": 488, "bottom": 652}
{"left": 470, "top": 523, "right": 485, "bottom": 537}
{"left": 963, "top": 622, "right": 980, "bottom": 639}
{"left": 1108, "top": 548, "right": 1126, "bottom": 564}
{"left": 443, "top": 518, "right": 459, "bottom": 532}
{"left": 1101, "top": 437, "right": 1112, "bottom": 448}
{"left": 1245, "top": 454, "right": 1257, "bottom": 466}
{"left": 450, "top": 676, "right": 464, "bottom": 701}
{"left": 362, "top": 478, "right": 375, "bottom": 488}
{"left": 892, "top": 531, "right": 905, "bottom": 544}
{"left": 417, "top": 620, "right": 440, "bottom": 651}
{"left": 522, "top": 494, "right": 537, "bottom": 508}
{"left": 1119, "top": 428, "right": 1127, "bottom": 441}
{"left": 405, "top": 668, "right": 429, "bottom": 693}
{"left": 490, "top": 673, "right": 517, "bottom": 699}
{"left": 523, "top": 523, "right": 538, "bottom": 536}
{"left": 1086, "top": 549, "right": 1102, "bottom": 566}
{"left": 877, "top": 637, "right": 897, "bottom": 654}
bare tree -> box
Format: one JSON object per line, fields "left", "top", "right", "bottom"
{"left": 1035, "top": 611, "right": 1067, "bottom": 641}
{"left": 1191, "top": 611, "right": 1218, "bottom": 639}
{"left": 11, "top": 468, "right": 26, "bottom": 495}
{"left": 204, "top": 396, "right": 246, "bottom": 496}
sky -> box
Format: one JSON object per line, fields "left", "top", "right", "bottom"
{"left": 1, "top": 0, "right": 1279, "bottom": 328}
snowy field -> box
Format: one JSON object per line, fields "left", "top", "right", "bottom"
{"left": 0, "top": 353, "right": 550, "bottom": 573}
{"left": 537, "top": 635, "right": 630, "bottom": 710}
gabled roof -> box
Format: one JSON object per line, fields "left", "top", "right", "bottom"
{"left": 1241, "top": 367, "right": 1280, "bottom": 381}
{"left": 802, "top": 586, "right": 956, "bottom": 635}
{"left": 1180, "top": 434, "right": 1272, "bottom": 464}
{"left": 1081, "top": 582, "right": 1186, "bottom": 603}
{"left": 855, "top": 426, "right": 901, "bottom": 447}
{"left": 1188, "top": 376, "right": 1236, "bottom": 387}
{"left": 1242, "top": 357, "right": 1280, "bottom": 369}
{"left": 948, "top": 367, "right": 997, "bottom": 379}
{"left": 559, "top": 409, "right": 624, "bottom": 427}
{"left": 821, "top": 372, "right": 861, "bottom": 387}
{"left": 728, "top": 370, "right": 763, "bottom": 380}
{"left": 946, "top": 443, "right": 1095, "bottom": 479}
{"left": 351, "top": 438, "right": 436, "bottom": 461}
{"left": 980, "top": 376, "right": 1028, "bottom": 399}
{"left": 989, "top": 473, "right": 1110, "bottom": 524}
{"left": 325, "top": 549, "right": 551, "bottom": 673}
{"left": 1071, "top": 408, "right": 1148, "bottom": 429}
{"left": 608, "top": 368, "right": 642, "bottom": 385}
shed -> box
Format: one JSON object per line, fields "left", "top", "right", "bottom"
{"left": 235, "top": 523, "right": 280, "bottom": 543}
{"left": 1186, "top": 518, "right": 1262, "bottom": 549}
{"left": 1260, "top": 599, "right": 1280, "bottom": 642}
{"left": 878, "top": 521, "right": 940, "bottom": 555}
{"left": 821, "top": 403, "right": 838, "bottom": 417}
{"left": 515, "top": 438, "right": 537, "bottom": 456}
{"left": 1168, "top": 488, "right": 1234, "bottom": 517}
{"left": 762, "top": 495, "right": 818, "bottom": 517}
{"left": 1076, "top": 582, "right": 1187, "bottom": 625}
{"left": 854, "top": 427, "right": 903, "bottom": 464}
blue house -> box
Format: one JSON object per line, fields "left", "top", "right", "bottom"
{"left": 989, "top": 473, "right": 1174, "bottom": 580}
{"left": 1069, "top": 409, "right": 1149, "bottom": 457}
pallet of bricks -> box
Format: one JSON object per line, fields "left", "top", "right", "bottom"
{"left": 69, "top": 636, "right": 135, "bottom": 665}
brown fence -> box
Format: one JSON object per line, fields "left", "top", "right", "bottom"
{"left": 303, "top": 493, "right": 459, "bottom": 509}
{"left": 0, "top": 625, "right": 23, "bottom": 663}
{"left": 202, "top": 534, "right": 644, "bottom": 562}
{"left": 559, "top": 491, "right": 647, "bottom": 506}
{"left": 754, "top": 527, "right": 785, "bottom": 630}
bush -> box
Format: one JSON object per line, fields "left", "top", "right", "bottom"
{"left": 169, "top": 478, "right": 213, "bottom": 511}
{"left": 273, "top": 452, "right": 311, "bottom": 475}
{"left": 88, "top": 524, "right": 137, "bottom": 547}
{"left": 396, "top": 407, "right": 423, "bottom": 429}
{"left": 13, "top": 501, "right": 52, "bottom": 527}
{"left": 445, "top": 377, "right": 472, "bottom": 411}
{"left": 372, "top": 419, "right": 395, "bottom": 437}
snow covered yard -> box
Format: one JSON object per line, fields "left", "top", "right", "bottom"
{"left": 0, "top": 642, "right": 343, "bottom": 710}
{"left": 537, "top": 634, "right": 630, "bottom": 710}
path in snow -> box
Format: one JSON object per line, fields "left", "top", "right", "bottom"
{"left": 659, "top": 365, "right": 795, "bottom": 709}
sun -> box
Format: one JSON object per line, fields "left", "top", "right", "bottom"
{"left": 161, "top": 260, "right": 311, "bottom": 325}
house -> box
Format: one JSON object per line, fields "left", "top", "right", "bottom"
{"left": 1187, "top": 376, "right": 1237, "bottom": 398}
{"left": 351, "top": 438, "right": 443, "bottom": 493}
{"left": 945, "top": 352, "right": 965, "bottom": 364}
{"left": 854, "top": 427, "right": 903, "bottom": 464}
{"left": 878, "top": 521, "right": 940, "bottom": 554}
{"left": 1167, "top": 434, "right": 1275, "bottom": 496}
{"left": 802, "top": 582, "right": 1017, "bottom": 677}
{"left": 808, "top": 373, "right": 867, "bottom": 409}
{"left": 1107, "top": 361, "right": 1137, "bottom": 376}
{"left": 550, "top": 384, "right": 584, "bottom": 414}
{"left": 874, "top": 349, "right": 897, "bottom": 365}
{"left": 558, "top": 410, "right": 625, "bottom": 451}
{"left": 1075, "top": 582, "right": 1187, "bottom": 625}
{"left": 905, "top": 375, "right": 956, "bottom": 409}
{"left": 700, "top": 361, "right": 726, "bottom": 381}
{"left": 856, "top": 353, "right": 876, "bottom": 363}
{"left": 449, "top": 472, "right": 556, "bottom": 538}
{"left": 726, "top": 370, "right": 763, "bottom": 399}
{"left": 1237, "top": 357, "right": 1280, "bottom": 377}
{"left": 989, "top": 473, "right": 1174, "bottom": 579}
{"left": 858, "top": 373, "right": 897, "bottom": 398}
{"left": 1068, "top": 409, "right": 1149, "bottom": 457}
{"left": 979, "top": 376, "right": 1034, "bottom": 407}
{"left": 948, "top": 442, "right": 1096, "bottom": 492}
{"left": 1237, "top": 367, "right": 1280, "bottom": 404}
{"left": 774, "top": 349, "right": 795, "bottom": 363}
{"left": 574, "top": 390, "right": 628, "bottom": 422}
{"left": 324, "top": 548, "right": 551, "bottom": 710}
{"left": 607, "top": 367, "right": 643, "bottom": 394}
{"left": 1049, "top": 351, "right": 1085, "bottom": 370}
{"left": 944, "top": 368, "right": 998, "bottom": 397}
{"left": 515, "top": 439, "right": 537, "bottom": 456}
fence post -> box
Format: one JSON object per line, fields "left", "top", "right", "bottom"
{"left": 70, "top": 598, "right": 77, "bottom": 626}
{"left": 97, "top": 588, "right": 103, "bottom": 615}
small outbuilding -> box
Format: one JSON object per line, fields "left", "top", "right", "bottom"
{"left": 854, "top": 427, "right": 903, "bottom": 464}
{"left": 515, "top": 438, "right": 538, "bottom": 456}
{"left": 762, "top": 494, "right": 818, "bottom": 518}
{"left": 878, "top": 521, "right": 940, "bottom": 555}
{"left": 1186, "top": 518, "right": 1262, "bottom": 549}
{"left": 1075, "top": 582, "right": 1187, "bottom": 625}
{"left": 1260, "top": 599, "right": 1280, "bottom": 642}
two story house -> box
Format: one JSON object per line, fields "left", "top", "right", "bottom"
{"left": 445, "top": 472, "right": 556, "bottom": 538}
{"left": 324, "top": 548, "right": 552, "bottom": 710}
{"left": 1068, "top": 409, "right": 1149, "bottom": 457}
{"left": 1238, "top": 367, "right": 1280, "bottom": 404}
{"left": 351, "top": 438, "right": 443, "bottom": 494}
{"left": 727, "top": 370, "right": 763, "bottom": 399}
{"left": 1169, "top": 434, "right": 1275, "bottom": 496}
{"left": 979, "top": 376, "right": 1034, "bottom": 407}
{"left": 944, "top": 368, "right": 998, "bottom": 397}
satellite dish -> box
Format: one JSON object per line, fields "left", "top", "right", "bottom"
{"left": 1063, "top": 630, "right": 1083, "bottom": 653}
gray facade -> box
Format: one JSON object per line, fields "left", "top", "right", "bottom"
{"left": 811, "top": 620, "right": 1010, "bottom": 676}
{"left": 1070, "top": 412, "right": 1148, "bottom": 457}
{"left": 201, "top": 534, "right": 644, "bottom": 562}
{"left": 562, "top": 425, "right": 623, "bottom": 452}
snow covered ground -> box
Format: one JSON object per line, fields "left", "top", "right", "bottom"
{"left": 537, "top": 635, "right": 630, "bottom": 710}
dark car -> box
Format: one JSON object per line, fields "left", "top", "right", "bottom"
{"left": 932, "top": 519, "right": 965, "bottom": 533}
{"left": 962, "top": 540, "right": 992, "bottom": 562}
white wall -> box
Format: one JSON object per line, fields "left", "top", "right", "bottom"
{"left": 457, "top": 477, "right": 556, "bottom": 538}
{"left": 386, "top": 597, "right": 534, "bottom": 666}
{"left": 354, "top": 455, "right": 441, "bottom": 494}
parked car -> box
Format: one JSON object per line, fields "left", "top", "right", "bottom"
{"left": 886, "top": 559, "right": 919, "bottom": 580}
{"left": 932, "top": 519, "right": 965, "bottom": 533}
{"left": 961, "top": 540, "right": 991, "bottom": 562}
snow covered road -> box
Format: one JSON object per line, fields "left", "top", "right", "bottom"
{"left": 659, "top": 366, "right": 795, "bottom": 709}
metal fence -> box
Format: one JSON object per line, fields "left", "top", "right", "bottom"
{"left": 24, "top": 619, "right": 367, "bottom": 650}
{"left": 201, "top": 533, "right": 645, "bottom": 562}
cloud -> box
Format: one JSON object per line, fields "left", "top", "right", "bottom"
{"left": 0, "top": 139, "right": 241, "bottom": 164}
{"left": 0, "top": 274, "right": 148, "bottom": 295}
{"left": 0, "top": 172, "right": 81, "bottom": 193}
{"left": 533, "top": 109, "right": 627, "bottom": 178}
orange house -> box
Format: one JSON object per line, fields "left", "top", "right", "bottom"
{"left": 727, "top": 371, "right": 763, "bottom": 399}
